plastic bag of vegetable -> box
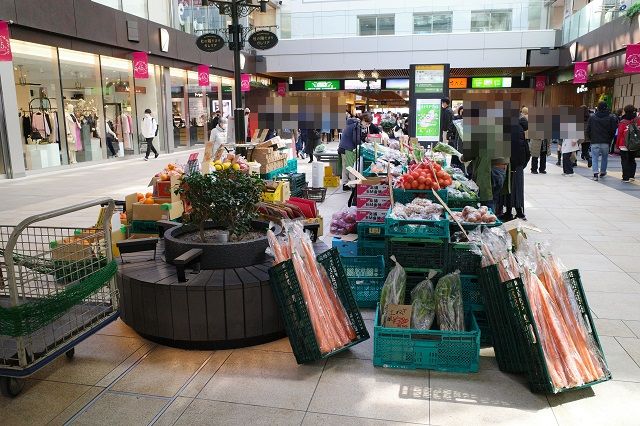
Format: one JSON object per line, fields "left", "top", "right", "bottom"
{"left": 330, "top": 206, "right": 357, "bottom": 235}
{"left": 380, "top": 256, "right": 407, "bottom": 322}
{"left": 410, "top": 270, "right": 437, "bottom": 330}
{"left": 435, "top": 271, "right": 465, "bottom": 331}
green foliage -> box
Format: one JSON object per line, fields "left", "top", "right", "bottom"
{"left": 176, "top": 169, "right": 265, "bottom": 241}
{"left": 381, "top": 118, "right": 396, "bottom": 132}
{"left": 626, "top": 2, "right": 640, "bottom": 19}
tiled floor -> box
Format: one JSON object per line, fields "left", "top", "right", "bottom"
{"left": 2, "top": 152, "right": 640, "bottom": 425}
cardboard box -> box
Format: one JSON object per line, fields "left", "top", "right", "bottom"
{"left": 356, "top": 197, "right": 392, "bottom": 211}
{"left": 356, "top": 209, "right": 387, "bottom": 223}
{"left": 357, "top": 183, "right": 391, "bottom": 198}
{"left": 151, "top": 175, "right": 181, "bottom": 202}
{"left": 262, "top": 181, "right": 291, "bottom": 203}
{"left": 132, "top": 200, "right": 184, "bottom": 221}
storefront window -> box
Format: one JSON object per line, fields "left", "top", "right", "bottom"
{"left": 187, "top": 71, "right": 208, "bottom": 146}
{"left": 122, "top": 0, "right": 148, "bottom": 19}
{"left": 170, "top": 68, "right": 189, "bottom": 149}
{"left": 101, "top": 56, "right": 136, "bottom": 157}
{"left": 59, "top": 48, "right": 106, "bottom": 165}
{"left": 174, "top": 1, "right": 193, "bottom": 34}
{"left": 149, "top": 1, "right": 170, "bottom": 26}
{"left": 134, "top": 64, "right": 166, "bottom": 154}
{"left": 11, "top": 40, "right": 65, "bottom": 171}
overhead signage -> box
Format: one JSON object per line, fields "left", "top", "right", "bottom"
{"left": 0, "top": 21, "right": 12, "bottom": 61}
{"left": 448, "top": 78, "right": 467, "bottom": 89}
{"left": 624, "top": 44, "right": 640, "bottom": 74}
{"left": 304, "top": 80, "right": 340, "bottom": 91}
{"left": 196, "top": 33, "right": 225, "bottom": 52}
{"left": 414, "top": 65, "right": 445, "bottom": 93}
{"left": 573, "top": 62, "right": 588, "bottom": 84}
{"left": 345, "top": 79, "right": 381, "bottom": 90}
{"left": 415, "top": 99, "right": 441, "bottom": 142}
{"left": 248, "top": 30, "right": 279, "bottom": 50}
{"left": 132, "top": 52, "right": 148, "bottom": 79}
{"left": 471, "top": 77, "right": 513, "bottom": 89}
{"left": 198, "top": 64, "right": 210, "bottom": 87}
{"left": 385, "top": 79, "right": 409, "bottom": 90}
{"left": 241, "top": 74, "right": 251, "bottom": 92}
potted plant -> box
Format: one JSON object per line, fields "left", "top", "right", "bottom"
{"left": 626, "top": 1, "right": 640, "bottom": 20}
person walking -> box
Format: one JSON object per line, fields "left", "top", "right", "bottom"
{"left": 209, "top": 117, "right": 228, "bottom": 161}
{"left": 561, "top": 138, "right": 580, "bottom": 176}
{"left": 580, "top": 106, "right": 592, "bottom": 168}
{"left": 616, "top": 105, "right": 639, "bottom": 182}
{"left": 339, "top": 113, "right": 371, "bottom": 191}
{"left": 586, "top": 102, "right": 617, "bottom": 181}
{"left": 502, "top": 113, "right": 530, "bottom": 220}
{"left": 301, "top": 128, "right": 321, "bottom": 163}
{"left": 441, "top": 97, "right": 454, "bottom": 143}
{"left": 141, "top": 108, "right": 159, "bottom": 161}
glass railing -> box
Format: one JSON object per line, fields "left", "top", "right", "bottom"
{"left": 562, "top": 0, "right": 623, "bottom": 45}
{"left": 276, "top": 1, "right": 553, "bottom": 40}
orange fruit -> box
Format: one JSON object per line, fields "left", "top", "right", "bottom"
{"left": 136, "top": 192, "right": 144, "bottom": 201}
{"left": 145, "top": 192, "right": 153, "bottom": 198}
{"left": 143, "top": 198, "right": 154, "bottom": 204}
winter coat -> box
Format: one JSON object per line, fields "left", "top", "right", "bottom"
{"left": 339, "top": 119, "right": 363, "bottom": 151}
{"left": 209, "top": 125, "right": 227, "bottom": 155}
{"left": 586, "top": 110, "right": 618, "bottom": 145}
{"left": 441, "top": 106, "right": 454, "bottom": 139}
{"left": 510, "top": 118, "right": 530, "bottom": 168}
{"left": 529, "top": 139, "right": 548, "bottom": 157}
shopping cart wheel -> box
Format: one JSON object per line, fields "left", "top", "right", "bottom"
{"left": 0, "top": 377, "right": 25, "bottom": 397}
{"left": 65, "top": 348, "right": 75, "bottom": 359}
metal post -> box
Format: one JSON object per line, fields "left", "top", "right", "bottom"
{"left": 365, "top": 80, "right": 370, "bottom": 112}
{"left": 231, "top": 0, "right": 246, "bottom": 144}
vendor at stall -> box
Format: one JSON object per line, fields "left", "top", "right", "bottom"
{"left": 338, "top": 113, "right": 372, "bottom": 191}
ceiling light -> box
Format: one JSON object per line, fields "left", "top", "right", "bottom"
{"left": 357, "top": 70, "right": 365, "bottom": 80}
{"left": 371, "top": 70, "right": 379, "bottom": 79}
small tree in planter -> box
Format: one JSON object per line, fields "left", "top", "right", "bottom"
{"left": 176, "top": 169, "right": 265, "bottom": 242}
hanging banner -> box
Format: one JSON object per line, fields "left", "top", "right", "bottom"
{"left": 0, "top": 21, "right": 11, "bottom": 61}
{"left": 535, "top": 76, "right": 546, "bottom": 92}
{"left": 241, "top": 74, "right": 251, "bottom": 92}
{"left": 573, "top": 62, "right": 588, "bottom": 84}
{"left": 624, "top": 44, "right": 640, "bottom": 74}
{"left": 277, "top": 82, "right": 287, "bottom": 97}
{"left": 198, "top": 65, "right": 210, "bottom": 87}
{"left": 132, "top": 52, "right": 149, "bottom": 79}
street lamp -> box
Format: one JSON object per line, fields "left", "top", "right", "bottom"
{"left": 358, "top": 70, "right": 379, "bottom": 112}
{"left": 210, "top": 0, "right": 269, "bottom": 143}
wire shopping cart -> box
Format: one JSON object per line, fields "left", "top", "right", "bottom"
{"left": 0, "top": 198, "right": 119, "bottom": 397}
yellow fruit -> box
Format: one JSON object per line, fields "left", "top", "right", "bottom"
{"left": 214, "top": 164, "right": 222, "bottom": 171}
{"left": 214, "top": 160, "right": 222, "bottom": 165}
{"left": 222, "top": 162, "right": 231, "bottom": 170}
{"left": 232, "top": 163, "right": 240, "bottom": 171}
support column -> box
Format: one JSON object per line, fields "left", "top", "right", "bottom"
{"left": 0, "top": 62, "right": 26, "bottom": 178}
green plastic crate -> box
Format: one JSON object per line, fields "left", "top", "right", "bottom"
{"left": 447, "top": 242, "right": 482, "bottom": 275}
{"left": 447, "top": 197, "right": 479, "bottom": 209}
{"left": 392, "top": 189, "right": 448, "bottom": 205}
{"left": 357, "top": 222, "right": 386, "bottom": 239}
{"left": 287, "top": 159, "right": 298, "bottom": 173}
{"left": 504, "top": 269, "right": 612, "bottom": 394}
{"left": 268, "top": 248, "right": 370, "bottom": 364}
{"left": 461, "top": 275, "right": 483, "bottom": 310}
{"left": 386, "top": 237, "right": 447, "bottom": 270}
{"left": 373, "top": 304, "right": 480, "bottom": 372}
{"left": 129, "top": 220, "right": 159, "bottom": 234}
{"left": 357, "top": 239, "right": 385, "bottom": 257}
{"left": 385, "top": 210, "right": 450, "bottom": 240}
{"left": 472, "top": 307, "right": 492, "bottom": 347}
{"left": 261, "top": 164, "right": 290, "bottom": 180}
{"left": 341, "top": 255, "right": 385, "bottom": 308}
{"left": 478, "top": 265, "right": 529, "bottom": 374}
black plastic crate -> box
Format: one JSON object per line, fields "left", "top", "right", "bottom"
{"left": 386, "top": 237, "right": 447, "bottom": 271}
{"left": 447, "top": 242, "right": 482, "bottom": 275}
{"left": 268, "top": 248, "right": 370, "bottom": 364}
{"left": 302, "top": 187, "right": 327, "bottom": 202}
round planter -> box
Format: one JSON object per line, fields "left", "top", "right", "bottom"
{"left": 164, "top": 222, "right": 268, "bottom": 269}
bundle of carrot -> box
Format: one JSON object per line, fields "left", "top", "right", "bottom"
{"left": 267, "top": 224, "right": 357, "bottom": 355}
{"left": 475, "top": 227, "right": 609, "bottom": 392}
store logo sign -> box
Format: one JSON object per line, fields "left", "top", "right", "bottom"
{"left": 573, "top": 62, "right": 588, "bottom": 84}
{"left": 198, "top": 65, "right": 210, "bottom": 87}
{"left": 535, "top": 75, "right": 546, "bottom": 92}
{"left": 160, "top": 28, "right": 170, "bottom": 52}
{"left": 304, "top": 80, "right": 340, "bottom": 91}
{"left": 624, "top": 44, "right": 640, "bottom": 74}
{"left": 241, "top": 74, "right": 251, "bottom": 92}
{"left": 0, "top": 21, "right": 12, "bottom": 61}
{"left": 132, "top": 52, "right": 149, "bottom": 79}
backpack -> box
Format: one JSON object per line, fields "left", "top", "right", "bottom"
{"left": 625, "top": 119, "right": 640, "bottom": 151}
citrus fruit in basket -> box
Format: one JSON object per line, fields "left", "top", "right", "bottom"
{"left": 143, "top": 198, "right": 154, "bottom": 205}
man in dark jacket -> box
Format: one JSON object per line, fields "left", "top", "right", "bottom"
{"left": 441, "top": 98, "right": 454, "bottom": 142}
{"left": 339, "top": 113, "right": 372, "bottom": 190}
{"left": 501, "top": 116, "right": 530, "bottom": 221}
{"left": 586, "top": 101, "right": 618, "bottom": 181}
{"left": 300, "top": 129, "right": 321, "bottom": 163}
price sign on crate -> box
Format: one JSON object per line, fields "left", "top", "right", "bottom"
{"left": 384, "top": 304, "right": 412, "bottom": 328}
{"left": 187, "top": 153, "right": 199, "bottom": 174}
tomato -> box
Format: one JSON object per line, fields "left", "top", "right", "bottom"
{"left": 434, "top": 163, "right": 442, "bottom": 172}
{"left": 415, "top": 176, "right": 424, "bottom": 184}
{"left": 411, "top": 181, "right": 420, "bottom": 189}
{"left": 425, "top": 178, "right": 433, "bottom": 187}
{"left": 405, "top": 175, "right": 414, "bottom": 183}
{"left": 412, "top": 171, "right": 421, "bottom": 180}
{"left": 436, "top": 170, "right": 445, "bottom": 179}
{"left": 418, "top": 184, "right": 426, "bottom": 190}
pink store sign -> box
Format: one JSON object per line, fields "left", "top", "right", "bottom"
{"left": 624, "top": 44, "right": 640, "bottom": 74}
{"left": 573, "top": 62, "right": 588, "bottom": 84}
{"left": 534, "top": 76, "right": 546, "bottom": 92}
{"left": 241, "top": 74, "right": 251, "bottom": 92}
{"left": 132, "top": 52, "right": 149, "bottom": 79}
{"left": 0, "top": 21, "right": 12, "bottom": 61}
{"left": 198, "top": 65, "right": 210, "bottom": 86}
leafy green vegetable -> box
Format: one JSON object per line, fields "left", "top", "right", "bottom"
{"left": 380, "top": 256, "right": 407, "bottom": 322}
{"left": 433, "top": 142, "right": 462, "bottom": 158}
{"left": 435, "top": 272, "right": 464, "bottom": 331}
{"left": 411, "top": 278, "right": 436, "bottom": 329}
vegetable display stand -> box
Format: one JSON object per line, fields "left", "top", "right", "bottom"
{"left": 357, "top": 222, "right": 386, "bottom": 256}
{"left": 373, "top": 305, "right": 480, "bottom": 372}
{"left": 448, "top": 209, "right": 502, "bottom": 231}
{"left": 385, "top": 237, "right": 447, "bottom": 270}
{"left": 448, "top": 197, "right": 479, "bottom": 209}
{"left": 447, "top": 242, "right": 482, "bottom": 275}
{"left": 478, "top": 265, "right": 529, "bottom": 374}
{"left": 392, "top": 189, "right": 448, "bottom": 205}
{"left": 341, "top": 255, "right": 385, "bottom": 308}
{"left": 503, "top": 269, "right": 612, "bottom": 394}
{"left": 268, "top": 248, "right": 370, "bottom": 364}
{"left": 473, "top": 308, "right": 493, "bottom": 347}
{"left": 385, "top": 210, "right": 450, "bottom": 240}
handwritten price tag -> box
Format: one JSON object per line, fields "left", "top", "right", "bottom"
{"left": 384, "top": 304, "right": 412, "bottom": 329}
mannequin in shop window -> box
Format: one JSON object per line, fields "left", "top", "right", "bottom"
{"left": 65, "top": 104, "right": 81, "bottom": 164}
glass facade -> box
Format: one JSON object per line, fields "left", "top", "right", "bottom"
{"left": 101, "top": 56, "right": 137, "bottom": 157}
